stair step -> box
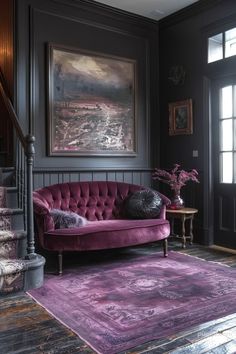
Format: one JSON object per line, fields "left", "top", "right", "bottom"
{"left": 6, "top": 187, "right": 19, "bottom": 209}
{"left": 0, "top": 258, "right": 26, "bottom": 274}
{"left": 0, "top": 168, "right": 45, "bottom": 294}
{"left": 0, "top": 167, "right": 15, "bottom": 186}
{"left": 0, "top": 187, "right": 7, "bottom": 208}
{"left": 0, "top": 208, "right": 23, "bottom": 215}
{"left": 0, "top": 230, "right": 27, "bottom": 259}
{"left": 0, "top": 229, "right": 26, "bottom": 242}
{"left": 0, "top": 208, "right": 24, "bottom": 230}
{"left": 0, "top": 255, "right": 45, "bottom": 294}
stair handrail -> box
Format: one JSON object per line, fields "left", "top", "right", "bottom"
{"left": 0, "top": 68, "right": 26, "bottom": 151}
{"left": 0, "top": 67, "right": 36, "bottom": 258}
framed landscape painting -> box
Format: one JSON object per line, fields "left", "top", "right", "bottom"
{"left": 47, "top": 44, "right": 137, "bottom": 156}
{"left": 169, "top": 99, "right": 193, "bottom": 136}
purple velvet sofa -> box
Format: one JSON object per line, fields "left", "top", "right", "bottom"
{"left": 33, "top": 181, "right": 170, "bottom": 274}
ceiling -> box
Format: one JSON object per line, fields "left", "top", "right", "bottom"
{"left": 94, "top": 0, "right": 200, "bottom": 21}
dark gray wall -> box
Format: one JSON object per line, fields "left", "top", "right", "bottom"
{"left": 15, "top": 0, "right": 159, "bottom": 188}
{"left": 159, "top": 0, "right": 236, "bottom": 244}
{"left": 15, "top": 0, "right": 236, "bottom": 244}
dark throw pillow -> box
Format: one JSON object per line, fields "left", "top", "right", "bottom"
{"left": 124, "top": 189, "right": 163, "bottom": 219}
{"left": 50, "top": 209, "right": 88, "bottom": 229}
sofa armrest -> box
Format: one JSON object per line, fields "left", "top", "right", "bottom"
{"left": 33, "top": 197, "right": 55, "bottom": 248}
{"left": 159, "top": 204, "right": 167, "bottom": 219}
{"left": 33, "top": 198, "right": 50, "bottom": 215}
{"left": 157, "top": 192, "right": 171, "bottom": 206}
{"left": 34, "top": 213, "right": 55, "bottom": 249}
{"left": 155, "top": 192, "right": 170, "bottom": 220}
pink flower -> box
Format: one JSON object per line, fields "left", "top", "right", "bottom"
{"left": 152, "top": 164, "right": 199, "bottom": 193}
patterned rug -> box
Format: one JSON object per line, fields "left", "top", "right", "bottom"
{"left": 28, "top": 251, "right": 236, "bottom": 354}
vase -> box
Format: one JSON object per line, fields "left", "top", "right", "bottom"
{"left": 170, "top": 191, "right": 184, "bottom": 210}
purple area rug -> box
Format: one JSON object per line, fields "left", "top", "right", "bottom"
{"left": 28, "top": 252, "right": 236, "bottom": 354}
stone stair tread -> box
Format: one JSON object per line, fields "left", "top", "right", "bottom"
{"left": 0, "top": 167, "right": 15, "bottom": 172}
{"left": 0, "top": 208, "right": 23, "bottom": 215}
{"left": 0, "top": 258, "right": 27, "bottom": 274}
{"left": 0, "top": 255, "right": 45, "bottom": 275}
{"left": 0, "top": 230, "right": 26, "bottom": 241}
{"left": 6, "top": 186, "right": 17, "bottom": 192}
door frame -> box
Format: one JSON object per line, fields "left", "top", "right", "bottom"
{"left": 203, "top": 76, "right": 214, "bottom": 245}
{"left": 203, "top": 74, "right": 236, "bottom": 247}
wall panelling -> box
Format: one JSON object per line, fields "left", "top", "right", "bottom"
{"left": 15, "top": 0, "right": 159, "bottom": 187}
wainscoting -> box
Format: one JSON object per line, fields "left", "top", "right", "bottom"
{"left": 33, "top": 169, "right": 152, "bottom": 190}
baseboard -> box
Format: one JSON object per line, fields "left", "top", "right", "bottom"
{"left": 210, "top": 244, "right": 236, "bottom": 254}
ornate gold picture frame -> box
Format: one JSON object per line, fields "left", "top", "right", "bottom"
{"left": 169, "top": 99, "right": 193, "bottom": 136}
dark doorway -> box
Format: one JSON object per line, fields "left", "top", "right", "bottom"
{"left": 212, "top": 76, "right": 236, "bottom": 249}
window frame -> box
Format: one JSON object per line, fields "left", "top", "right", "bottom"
{"left": 207, "top": 21, "right": 236, "bottom": 64}
{"left": 219, "top": 84, "right": 236, "bottom": 184}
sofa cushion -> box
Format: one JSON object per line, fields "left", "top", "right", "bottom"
{"left": 43, "top": 219, "right": 170, "bottom": 251}
{"left": 33, "top": 181, "right": 144, "bottom": 222}
{"left": 50, "top": 209, "right": 88, "bottom": 229}
{"left": 124, "top": 189, "right": 163, "bottom": 219}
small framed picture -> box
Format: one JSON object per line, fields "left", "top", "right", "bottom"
{"left": 169, "top": 99, "right": 193, "bottom": 135}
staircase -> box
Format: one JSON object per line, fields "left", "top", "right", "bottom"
{"left": 0, "top": 171, "right": 44, "bottom": 294}
{"left": 0, "top": 69, "right": 45, "bottom": 295}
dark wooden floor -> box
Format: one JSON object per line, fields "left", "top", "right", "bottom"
{"left": 1, "top": 242, "right": 236, "bottom": 354}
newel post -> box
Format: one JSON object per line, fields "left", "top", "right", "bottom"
{"left": 25, "top": 134, "right": 36, "bottom": 258}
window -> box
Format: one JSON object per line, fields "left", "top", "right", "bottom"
{"left": 219, "top": 85, "right": 236, "bottom": 183}
{"left": 225, "top": 28, "right": 236, "bottom": 58}
{"left": 208, "top": 27, "right": 236, "bottom": 63}
{"left": 208, "top": 33, "right": 223, "bottom": 63}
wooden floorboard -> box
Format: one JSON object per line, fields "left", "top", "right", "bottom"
{"left": 1, "top": 242, "right": 236, "bottom": 354}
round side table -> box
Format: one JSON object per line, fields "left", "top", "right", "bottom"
{"left": 166, "top": 207, "right": 198, "bottom": 248}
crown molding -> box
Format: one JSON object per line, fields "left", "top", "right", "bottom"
{"left": 50, "top": 0, "right": 159, "bottom": 31}
{"left": 159, "top": 0, "right": 223, "bottom": 30}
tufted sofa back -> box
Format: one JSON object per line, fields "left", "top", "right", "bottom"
{"left": 33, "top": 181, "right": 144, "bottom": 222}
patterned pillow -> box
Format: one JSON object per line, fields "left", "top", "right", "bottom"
{"left": 124, "top": 189, "right": 163, "bottom": 219}
{"left": 50, "top": 209, "right": 88, "bottom": 229}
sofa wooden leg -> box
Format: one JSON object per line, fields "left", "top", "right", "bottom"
{"left": 58, "top": 251, "right": 63, "bottom": 275}
{"left": 163, "top": 238, "right": 168, "bottom": 257}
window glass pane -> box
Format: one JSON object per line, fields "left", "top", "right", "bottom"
{"left": 234, "top": 86, "right": 236, "bottom": 117}
{"left": 221, "top": 119, "right": 232, "bottom": 150}
{"left": 208, "top": 33, "right": 223, "bottom": 63}
{"left": 221, "top": 86, "right": 232, "bottom": 118}
{"left": 220, "top": 152, "right": 233, "bottom": 183}
{"left": 225, "top": 28, "right": 236, "bottom": 58}
{"left": 234, "top": 120, "right": 236, "bottom": 150}
{"left": 234, "top": 153, "right": 236, "bottom": 183}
